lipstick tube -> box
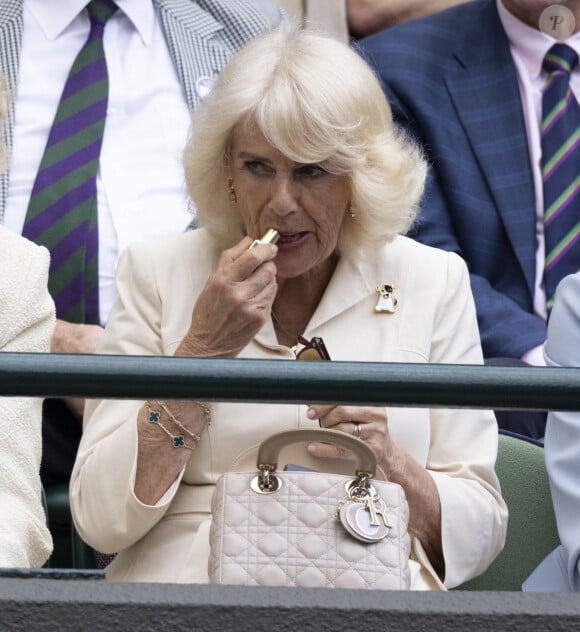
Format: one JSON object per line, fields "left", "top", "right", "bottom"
{"left": 249, "top": 228, "right": 280, "bottom": 249}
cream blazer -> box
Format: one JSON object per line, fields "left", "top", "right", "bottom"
{"left": 0, "top": 226, "right": 54, "bottom": 567}
{"left": 71, "top": 230, "right": 507, "bottom": 588}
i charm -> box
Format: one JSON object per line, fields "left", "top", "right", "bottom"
{"left": 375, "top": 284, "right": 398, "bottom": 313}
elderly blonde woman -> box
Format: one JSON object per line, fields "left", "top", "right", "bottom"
{"left": 0, "top": 76, "right": 54, "bottom": 567}
{"left": 70, "top": 27, "right": 507, "bottom": 589}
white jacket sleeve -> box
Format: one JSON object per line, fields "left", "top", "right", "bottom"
{"left": 70, "top": 242, "right": 180, "bottom": 553}
{"left": 542, "top": 272, "right": 580, "bottom": 591}
{"left": 425, "top": 252, "right": 508, "bottom": 588}
{"left": 0, "top": 230, "right": 55, "bottom": 568}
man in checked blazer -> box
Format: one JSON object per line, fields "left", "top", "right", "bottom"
{"left": 0, "top": 0, "right": 284, "bottom": 486}
{"left": 358, "top": 0, "right": 580, "bottom": 438}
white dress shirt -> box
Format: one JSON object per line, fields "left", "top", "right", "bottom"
{"left": 498, "top": 0, "right": 580, "bottom": 364}
{"left": 5, "top": 0, "right": 193, "bottom": 325}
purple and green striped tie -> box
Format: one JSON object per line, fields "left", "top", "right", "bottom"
{"left": 542, "top": 43, "right": 580, "bottom": 309}
{"left": 22, "top": 0, "right": 118, "bottom": 324}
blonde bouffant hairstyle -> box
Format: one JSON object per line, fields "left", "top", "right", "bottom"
{"left": 184, "top": 25, "right": 427, "bottom": 256}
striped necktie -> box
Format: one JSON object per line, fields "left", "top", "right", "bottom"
{"left": 542, "top": 43, "right": 580, "bottom": 309}
{"left": 22, "top": 0, "right": 118, "bottom": 324}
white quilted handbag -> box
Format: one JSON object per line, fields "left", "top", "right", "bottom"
{"left": 208, "top": 428, "right": 411, "bottom": 589}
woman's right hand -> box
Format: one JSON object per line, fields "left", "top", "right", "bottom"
{"left": 176, "top": 236, "right": 278, "bottom": 358}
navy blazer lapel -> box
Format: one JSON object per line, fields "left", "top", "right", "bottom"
{"left": 444, "top": 1, "right": 536, "bottom": 294}
{"left": 0, "top": 0, "right": 23, "bottom": 222}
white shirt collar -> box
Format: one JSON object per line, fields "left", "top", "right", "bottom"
{"left": 497, "top": 0, "right": 580, "bottom": 80}
{"left": 25, "top": 0, "right": 155, "bottom": 46}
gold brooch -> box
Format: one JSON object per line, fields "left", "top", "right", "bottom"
{"left": 375, "top": 285, "right": 397, "bottom": 313}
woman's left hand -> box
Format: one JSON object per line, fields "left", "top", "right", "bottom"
{"left": 308, "top": 403, "right": 444, "bottom": 577}
{"left": 306, "top": 404, "right": 394, "bottom": 468}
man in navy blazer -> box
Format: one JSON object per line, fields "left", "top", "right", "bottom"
{"left": 357, "top": 0, "right": 580, "bottom": 437}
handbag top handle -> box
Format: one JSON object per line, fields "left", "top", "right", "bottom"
{"left": 256, "top": 428, "right": 377, "bottom": 479}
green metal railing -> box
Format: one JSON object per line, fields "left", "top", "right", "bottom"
{"left": 1, "top": 352, "right": 580, "bottom": 410}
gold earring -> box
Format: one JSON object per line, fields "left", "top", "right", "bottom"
{"left": 228, "top": 178, "right": 237, "bottom": 205}
{"left": 348, "top": 203, "right": 356, "bottom": 219}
